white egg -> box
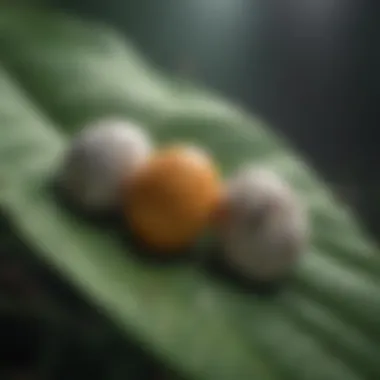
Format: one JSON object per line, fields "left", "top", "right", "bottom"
{"left": 217, "top": 165, "right": 309, "bottom": 282}
{"left": 59, "top": 119, "right": 153, "bottom": 212}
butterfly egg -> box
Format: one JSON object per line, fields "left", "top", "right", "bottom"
{"left": 126, "top": 144, "right": 222, "bottom": 253}
{"left": 59, "top": 119, "right": 153, "bottom": 213}
{"left": 215, "top": 166, "right": 309, "bottom": 283}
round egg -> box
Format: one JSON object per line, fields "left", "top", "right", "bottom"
{"left": 59, "top": 119, "right": 153, "bottom": 212}
{"left": 215, "top": 166, "right": 309, "bottom": 283}
{"left": 126, "top": 144, "right": 222, "bottom": 253}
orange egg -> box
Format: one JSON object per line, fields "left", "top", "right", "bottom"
{"left": 125, "top": 145, "right": 222, "bottom": 253}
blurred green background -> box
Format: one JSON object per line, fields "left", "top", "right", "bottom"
{"left": 1, "top": 1, "right": 379, "bottom": 379}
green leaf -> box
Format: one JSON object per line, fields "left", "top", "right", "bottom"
{"left": 1, "top": 8, "right": 380, "bottom": 380}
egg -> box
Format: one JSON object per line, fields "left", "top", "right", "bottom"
{"left": 215, "top": 165, "right": 309, "bottom": 283}
{"left": 126, "top": 144, "right": 222, "bottom": 253}
{"left": 59, "top": 119, "right": 153, "bottom": 212}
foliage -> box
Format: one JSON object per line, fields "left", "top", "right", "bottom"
{"left": 0, "top": 7, "right": 380, "bottom": 380}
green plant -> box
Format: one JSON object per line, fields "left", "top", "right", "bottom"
{"left": 0, "top": 7, "right": 380, "bottom": 380}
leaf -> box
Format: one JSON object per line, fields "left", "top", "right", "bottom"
{"left": 1, "top": 8, "right": 380, "bottom": 380}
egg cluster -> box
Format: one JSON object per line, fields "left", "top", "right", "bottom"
{"left": 59, "top": 118, "right": 309, "bottom": 285}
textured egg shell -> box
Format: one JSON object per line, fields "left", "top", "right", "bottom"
{"left": 218, "top": 166, "right": 309, "bottom": 282}
{"left": 59, "top": 119, "right": 153, "bottom": 212}
{"left": 126, "top": 144, "right": 222, "bottom": 252}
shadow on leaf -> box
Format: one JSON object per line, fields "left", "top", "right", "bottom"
{"left": 203, "top": 247, "right": 287, "bottom": 298}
